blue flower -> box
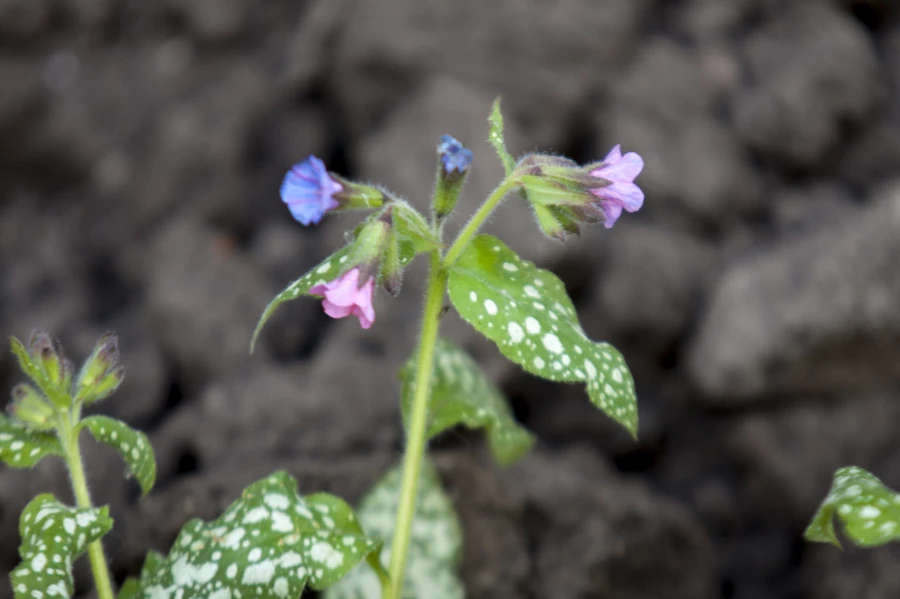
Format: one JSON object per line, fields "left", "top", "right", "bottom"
{"left": 437, "top": 134, "right": 473, "bottom": 176}
{"left": 280, "top": 156, "right": 343, "bottom": 226}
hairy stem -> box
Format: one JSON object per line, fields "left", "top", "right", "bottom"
{"left": 59, "top": 414, "right": 116, "bottom": 599}
{"left": 442, "top": 176, "right": 519, "bottom": 268}
{"left": 386, "top": 249, "right": 446, "bottom": 599}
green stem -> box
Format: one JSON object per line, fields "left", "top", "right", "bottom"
{"left": 387, "top": 250, "right": 446, "bottom": 599}
{"left": 59, "top": 414, "right": 116, "bottom": 599}
{"left": 442, "top": 176, "right": 519, "bottom": 268}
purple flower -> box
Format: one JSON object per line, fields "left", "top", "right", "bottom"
{"left": 437, "top": 134, "right": 473, "bottom": 176}
{"left": 309, "top": 267, "right": 376, "bottom": 329}
{"left": 588, "top": 145, "right": 645, "bottom": 228}
{"left": 280, "top": 156, "right": 343, "bottom": 226}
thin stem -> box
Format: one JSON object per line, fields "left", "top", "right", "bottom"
{"left": 442, "top": 176, "right": 519, "bottom": 268}
{"left": 59, "top": 414, "right": 116, "bottom": 599}
{"left": 387, "top": 250, "right": 446, "bottom": 599}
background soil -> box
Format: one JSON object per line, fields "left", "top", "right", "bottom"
{"left": 2, "top": 0, "right": 900, "bottom": 597}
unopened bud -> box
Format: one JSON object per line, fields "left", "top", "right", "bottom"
{"left": 29, "top": 330, "right": 64, "bottom": 387}
{"left": 433, "top": 134, "right": 473, "bottom": 219}
{"left": 8, "top": 383, "right": 56, "bottom": 430}
{"left": 75, "top": 332, "right": 121, "bottom": 404}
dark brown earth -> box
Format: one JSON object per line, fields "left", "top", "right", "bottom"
{"left": 3, "top": 0, "right": 900, "bottom": 597}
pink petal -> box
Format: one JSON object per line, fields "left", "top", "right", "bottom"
{"left": 322, "top": 299, "right": 353, "bottom": 319}
{"left": 323, "top": 269, "right": 361, "bottom": 307}
{"left": 591, "top": 182, "right": 645, "bottom": 212}
{"left": 592, "top": 152, "right": 644, "bottom": 183}
{"left": 601, "top": 202, "right": 624, "bottom": 229}
{"left": 604, "top": 144, "right": 622, "bottom": 163}
{"left": 351, "top": 305, "right": 374, "bottom": 329}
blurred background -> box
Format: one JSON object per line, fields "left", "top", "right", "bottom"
{"left": 2, "top": 0, "right": 900, "bottom": 597}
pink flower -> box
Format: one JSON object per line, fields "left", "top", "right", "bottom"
{"left": 309, "top": 267, "right": 376, "bottom": 329}
{"left": 588, "top": 145, "right": 645, "bottom": 228}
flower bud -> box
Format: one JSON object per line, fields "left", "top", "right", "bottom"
{"left": 75, "top": 333, "right": 122, "bottom": 404}
{"left": 8, "top": 383, "right": 56, "bottom": 431}
{"left": 433, "top": 134, "right": 473, "bottom": 219}
{"left": 28, "top": 330, "right": 65, "bottom": 388}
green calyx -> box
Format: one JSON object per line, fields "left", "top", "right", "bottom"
{"left": 75, "top": 333, "right": 125, "bottom": 405}
{"left": 332, "top": 175, "right": 388, "bottom": 212}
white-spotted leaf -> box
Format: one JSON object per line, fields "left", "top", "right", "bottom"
{"left": 488, "top": 98, "right": 515, "bottom": 175}
{"left": 79, "top": 416, "right": 156, "bottom": 495}
{"left": 325, "top": 461, "right": 464, "bottom": 599}
{"left": 400, "top": 337, "right": 534, "bottom": 466}
{"left": 447, "top": 234, "right": 638, "bottom": 437}
{"left": 11, "top": 494, "right": 112, "bottom": 599}
{"left": 0, "top": 414, "right": 63, "bottom": 468}
{"left": 251, "top": 244, "right": 356, "bottom": 352}
{"left": 806, "top": 466, "right": 900, "bottom": 548}
{"left": 132, "top": 471, "right": 385, "bottom": 597}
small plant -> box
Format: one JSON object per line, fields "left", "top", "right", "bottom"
{"left": 4, "top": 99, "right": 645, "bottom": 598}
{"left": 3, "top": 331, "right": 152, "bottom": 599}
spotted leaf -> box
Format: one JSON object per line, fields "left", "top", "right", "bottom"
{"left": 251, "top": 244, "right": 356, "bottom": 352}
{"left": 806, "top": 466, "right": 900, "bottom": 548}
{"left": 447, "top": 234, "right": 638, "bottom": 437}
{"left": 488, "top": 98, "right": 515, "bottom": 175}
{"left": 400, "top": 337, "right": 534, "bottom": 466}
{"left": 0, "top": 414, "right": 63, "bottom": 468}
{"left": 131, "top": 471, "right": 384, "bottom": 598}
{"left": 11, "top": 494, "right": 113, "bottom": 599}
{"left": 325, "top": 460, "right": 463, "bottom": 599}
{"left": 79, "top": 416, "right": 156, "bottom": 495}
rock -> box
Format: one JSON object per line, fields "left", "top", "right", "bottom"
{"left": 152, "top": 355, "right": 402, "bottom": 480}
{"left": 317, "top": 0, "right": 653, "bottom": 145}
{"left": 161, "top": 0, "right": 247, "bottom": 43}
{"left": 588, "top": 223, "right": 717, "bottom": 342}
{"left": 602, "top": 39, "right": 760, "bottom": 223}
{"left": 727, "top": 390, "right": 900, "bottom": 523}
{"left": 687, "top": 184, "right": 900, "bottom": 400}
{"left": 499, "top": 447, "right": 716, "bottom": 599}
{"left": 770, "top": 182, "right": 857, "bottom": 234}
{"left": 146, "top": 219, "right": 273, "bottom": 391}
{"left": 0, "top": 0, "right": 52, "bottom": 40}
{"left": 804, "top": 542, "right": 900, "bottom": 599}
{"left": 733, "top": 1, "right": 883, "bottom": 168}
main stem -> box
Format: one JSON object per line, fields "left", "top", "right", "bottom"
{"left": 387, "top": 250, "right": 446, "bottom": 599}
{"left": 60, "top": 414, "right": 116, "bottom": 599}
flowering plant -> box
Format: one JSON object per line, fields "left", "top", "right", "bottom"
{"left": 252, "top": 99, "right": 645, "bottom": 598}
{"left": 2, "top": 100, "right": 645, "bottom": 599}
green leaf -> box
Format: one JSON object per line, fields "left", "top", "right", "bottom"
{"left": 488, "top": 98, "right": 516, "bottom": 176}
{"left": 0, "top": 414, "right": 63, "bottom": 468}
{"left": 401, "top": 337, "right": 534, "bottom": 466}
{"left": 447, "top": 234, "right": 638, "bottom": 437}
{"left": 132, "top": 471, "right": 384, "bottom": 597}
{"left": 79, "top": 416, "right": 156, "bottom": 495}
{"left": 117, "top": 578, "right": 143, "bottom": 599}
{"left": 392, "top": 201, "right": 441, "bottom": 262}
{"left": 325, "top": 461, "right": 463, "bottom": 599}
{"left": 251, "top": 244, "right": 356, "bottom": 352}
{"left": 11, "top": 494, "right": 113, "bottom": 599}
{"left": 805, "top": 466, "right": 900, "bottom": 548}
